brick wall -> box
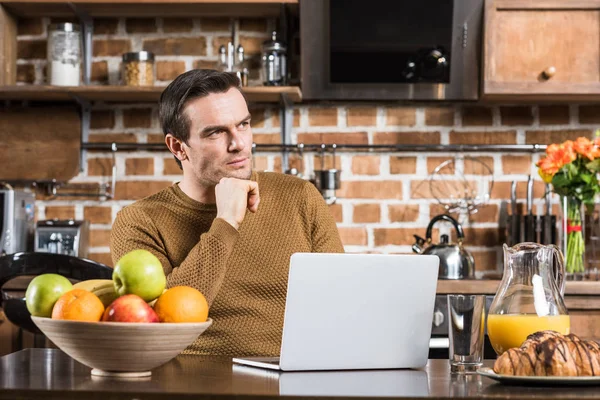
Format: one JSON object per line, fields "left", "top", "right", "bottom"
{"left": 15, "top": 17, "right": 600, "bottom": 273}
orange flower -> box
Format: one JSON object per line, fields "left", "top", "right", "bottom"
{"left": 573, "top": 137, "right": 600, "bottom": 160}
{"left": 538, "top": 167, "right": 553, "bottom": 184}
{"left": 537, "top": 142, "right": 577, "bottom": 176}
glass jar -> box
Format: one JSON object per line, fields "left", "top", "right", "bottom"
{"left": 261, "top": 31, "right": 287, "bottom": 86}
{"left": 122, "top": 51, "right": 155, "bottom": 86}
{"left": 47, "top": 23, "right": 81, "bottom": 86}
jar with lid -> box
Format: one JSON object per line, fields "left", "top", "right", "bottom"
{"left": 122, "top": 51, "right": 155, "bottom": 86}
{"left": 261, "top": 31, "right": 287, "bottom": 86}
{"left": 47, "top": 23, "right": 81, "bottom": 86}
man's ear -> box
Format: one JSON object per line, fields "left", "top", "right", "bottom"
{"left": 165, "top": 134, "right": 187, "bottom": 162}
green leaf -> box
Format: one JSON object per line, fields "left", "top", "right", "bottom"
{"left": 580, "top": 173, "right": 593, "bottom": 184}
{"left": 552, "top": 173, "right": 570, "bottom": 188}
{"left": 586, "top": 159, "right": 600, "bottom": 172}
{"left": 565, "top": 162, "right": 578, "bottom": 176}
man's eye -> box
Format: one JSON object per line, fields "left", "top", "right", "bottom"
{"left": 239, "top": 121, "right": 250, "bottom": 129}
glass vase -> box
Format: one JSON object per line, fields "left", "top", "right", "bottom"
{"left": 561, "top": 196, "right": 585, "bottom": 280}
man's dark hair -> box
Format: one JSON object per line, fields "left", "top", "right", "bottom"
{"left": 159, "top": 69, "right": 241, "bottom": 169}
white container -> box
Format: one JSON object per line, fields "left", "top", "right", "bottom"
{"left": 47, "top": 23, "right": 81, "bottom": 86}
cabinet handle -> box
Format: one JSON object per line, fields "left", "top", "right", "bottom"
{"left": 542, "top": 66, "right": 556, "bottom": 80}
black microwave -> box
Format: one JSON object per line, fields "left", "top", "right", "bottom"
{"left": 300, "top": 0, "right": 483, "bottom": 100}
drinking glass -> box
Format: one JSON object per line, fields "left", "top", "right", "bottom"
{"left": 447, "top": 294, "right": 485, "bottom": 373}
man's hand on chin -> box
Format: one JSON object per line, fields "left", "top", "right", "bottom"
{"left": 215, "top": 177, "right": 260, "bottom": 230}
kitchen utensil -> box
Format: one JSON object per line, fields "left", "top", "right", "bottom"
{"left": 285, "top": 143, "right": 305, "bottom": 178}
{"left": 488, "top": 242, "right": 568, "bottom": 355}
{"left": 217, "top": 19, "right": 248, "bottom": 85}
{"left": 261, "top": 31, "right": 287, "bottom": 86}
{"left": 429, "top": 156, "right": 493, "bottom": 214}
{"left": 509, "top": 180, "right": 520, "bottom": 246}
{"left": 313, "top": 144, "right": 341, "bottom": 205}
{"left": 540, "top": 184, "right": 556, "bottom": 245}
{"left": 523, "top": 175, "right": 535, "bottom": 242}
{"left": 412, "top": 214, "right": 475, "bottom": 280}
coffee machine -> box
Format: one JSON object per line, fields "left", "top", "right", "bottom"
{"left": 34, "top": 220, "right": 89, "bottom": 258}
{"left": 0, "top": 186, "right": 36, "bottom": 256}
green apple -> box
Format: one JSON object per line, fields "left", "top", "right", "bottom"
{"left": 113, "top": 249, "right": 166, "bottom": 302}
{"left": 25, "top": 274, "right": 73, "bottom": 317}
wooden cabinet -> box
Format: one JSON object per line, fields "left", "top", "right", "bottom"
{"left": 483, "top": 0, "right": 600, "bottom": 101}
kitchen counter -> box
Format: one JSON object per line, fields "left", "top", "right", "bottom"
{"left": 2, "top": 348, "right": 600, "bottom": 400}
{"left": 436, "top": 280, "right": 600, "bottom": 295}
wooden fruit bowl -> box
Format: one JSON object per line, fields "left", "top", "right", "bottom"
{"left": 32, "top": 316, "right": 212, "bottom": 377}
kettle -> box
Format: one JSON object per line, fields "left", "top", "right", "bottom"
{"left": 412, "top": 214, "right": 475, "bottom": 280}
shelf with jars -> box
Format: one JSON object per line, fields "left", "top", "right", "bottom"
{"left": 0, "top": 85, "right": 302, "bottom": 103}
{"left": 0, "top": 1, "right": 300, "bottom": 104}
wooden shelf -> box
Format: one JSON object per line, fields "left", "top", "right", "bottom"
{"left": 0, "top": 85, "right": 302, "bottom": 103}
{"left": 436, "top": 280, "right": 600, "bottom": 296}
{"left": 0, "top": 0, "right": 297, "bottom": 17}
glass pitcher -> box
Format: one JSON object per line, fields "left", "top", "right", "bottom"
{"left": 487, "top": 242, "right": 570, "bottom": 355}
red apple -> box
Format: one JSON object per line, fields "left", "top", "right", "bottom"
{"left": 102, "top": 294, "right": 159, "bottom": 323}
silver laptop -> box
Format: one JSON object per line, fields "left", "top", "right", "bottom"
{"left": 233, "top": 253, "right": 439, "bottom": 371}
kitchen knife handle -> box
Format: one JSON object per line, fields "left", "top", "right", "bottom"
{"left": 511, "top": 215, "right": 521, "bottom": 245}
{"left": 550, "top": 215, "right": 558, "bottom": 245}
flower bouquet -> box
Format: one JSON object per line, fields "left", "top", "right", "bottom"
{"left": 537, "top": 137, "right": 600, "bottom": 275}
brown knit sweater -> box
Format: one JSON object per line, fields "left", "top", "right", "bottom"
{"left": 110, "top": 171, "right": 344, "bottom": 356}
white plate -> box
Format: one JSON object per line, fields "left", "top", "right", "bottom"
{"left": 478, "top": 367, "right": 600, "bottom": 386}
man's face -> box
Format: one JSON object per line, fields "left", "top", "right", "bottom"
{"left": 182, "top": 88, "right": 253, "bottom": 187}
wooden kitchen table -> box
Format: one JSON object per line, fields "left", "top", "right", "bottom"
{"left": 1, "top": 349, "right": 600, "bottom": 399}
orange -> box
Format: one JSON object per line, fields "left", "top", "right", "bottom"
{"left": 51, "top": 289, "right": 105, "bottom": 322}
{"left": 153, "top": 286, "right": 208, "bottom": 323}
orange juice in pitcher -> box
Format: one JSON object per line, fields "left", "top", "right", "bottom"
{"left": 487, "top": 314, "right": 570, "bottom": 354}
{"left": 488, "top": 243, "right": 569, "bottom": 355}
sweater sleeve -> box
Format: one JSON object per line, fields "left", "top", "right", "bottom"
{"left": 110, "top": 205, "right": 239, "bottom": 305}
{"left": 303, "top": 181, "right": 345, "bottom": 253}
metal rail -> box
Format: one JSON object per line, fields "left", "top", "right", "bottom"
{"left": 82, "top": 142, "right": 548, "bottom": 153}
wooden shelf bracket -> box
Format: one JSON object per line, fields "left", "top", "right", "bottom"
{"left": 279, "top": 92, "right": 294, "bottom": 172}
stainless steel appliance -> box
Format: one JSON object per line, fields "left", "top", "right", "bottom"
{"left": 300, "top": 0, "right": 483, "bottom": 100}
{"left": 261, "top": 31, "right": 288, "bottom": 86}
{"left": 412, "top": 214, "right": 475, "bottom": 280}
{"left": 0, "top": 187, "right": 35, "bottom": 256}
{"left": 34, "top": 220, "right": 89, "bottom": 258}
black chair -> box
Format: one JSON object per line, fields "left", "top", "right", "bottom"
{"left": 0, "top": 252, "right": 113, "bottom": 335}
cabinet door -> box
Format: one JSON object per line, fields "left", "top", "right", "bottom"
{"left": 483, "top": 0, "right": 600, "bottom": 101}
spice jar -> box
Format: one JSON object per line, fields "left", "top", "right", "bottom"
{"left": 122, "top": 51, "right": 155, "bottom": 86}
{"left": 47, "top": 23, "right": 81, "bottom": 86}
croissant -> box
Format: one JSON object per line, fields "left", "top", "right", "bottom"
{"left": 493, "top": 330, "right": 600, "bottom": 376}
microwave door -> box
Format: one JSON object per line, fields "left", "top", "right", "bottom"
{"left": 300, "top": 0, "right": 482, "bottom": 100}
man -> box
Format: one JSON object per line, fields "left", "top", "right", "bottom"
{"left": 110, "top": 69, "right": 344, "bottom": 357}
